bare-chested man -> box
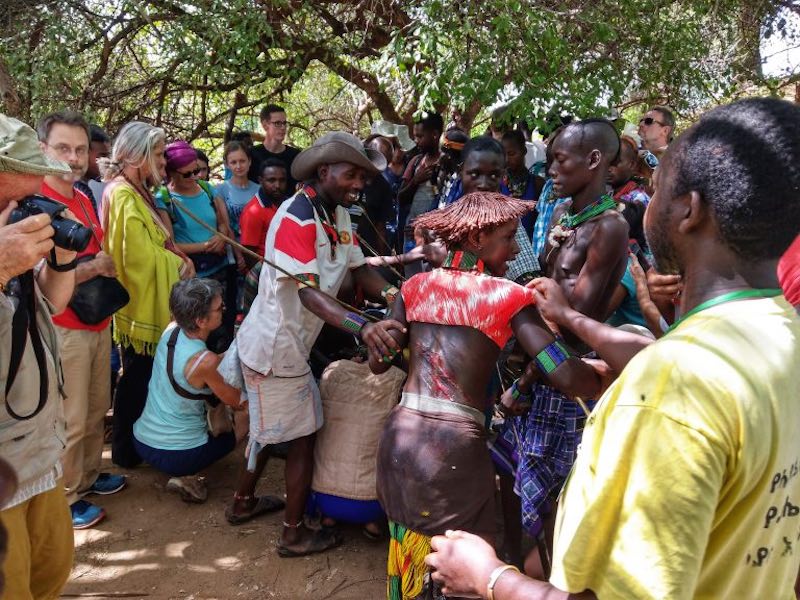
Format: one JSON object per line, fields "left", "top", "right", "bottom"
{"left": 369, "top": 192, "right": 603, "bottom": 600}
{"left": 499, "top": 119, "right": 629, "bottom": 571}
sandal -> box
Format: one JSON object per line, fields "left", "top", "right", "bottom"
{"left": 277, "top": 526, "right": 343, "bottom": 558}
{"left": 225, "top": 495, "right": 285, "bottom": 525}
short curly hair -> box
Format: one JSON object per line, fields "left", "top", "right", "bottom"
{"left": 169, "top": 278, "right": 223, "bottom": 333}
{"left": 669, "top": 98, "right": 800, "bottom": 260}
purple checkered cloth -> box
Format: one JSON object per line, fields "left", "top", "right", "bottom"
{"left": 490, "top": 382, "right": 588, "bottom": 536}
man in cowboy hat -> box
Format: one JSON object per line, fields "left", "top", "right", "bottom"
{"left": 228, "top": 131, "right": 405, "bottom": 557}
{"left": 0, "top": 113, "right": 79, "bottom": 599}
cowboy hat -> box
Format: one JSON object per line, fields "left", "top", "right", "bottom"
{"left": 291, "top": 131, "right": 387, "bottom": 182}
{"left": 0, "top": 114, "right": 70, "bottom": 176}
{"left": 370, "top": 120, "right": 416, "bottom": 152}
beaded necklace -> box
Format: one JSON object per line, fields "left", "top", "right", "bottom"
{"left": 303, "top": 184, "right": 339, "bottom": 259}
{"left": 547, "top": 194, "right": 618, "bottom": 249}
{"left": 442, "top": 250, "right": 485, "bottom": 274}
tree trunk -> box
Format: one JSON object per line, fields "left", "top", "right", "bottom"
{"left": 0, "top": 51, "right": 24, "bottom": 118}
{"left": 224, "top": 92, "right": 247, "bottom": 143}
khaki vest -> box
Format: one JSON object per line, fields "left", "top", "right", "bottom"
{"left": 0, "top": 286, "right": 65, "bottom": 494}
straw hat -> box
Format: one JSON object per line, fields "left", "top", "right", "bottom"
{"left": 0, "top": 114, "right": 70, "bottom": 176}
{"left": 291, "top": 132, "right": 387, "bottom": 182}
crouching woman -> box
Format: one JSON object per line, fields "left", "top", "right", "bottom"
{"left": 133, "top": 278, "right": 247, "bottom": 502}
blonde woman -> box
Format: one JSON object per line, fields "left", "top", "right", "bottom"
{"left": 99, "top": 121, "right": 195, "bottom": 468}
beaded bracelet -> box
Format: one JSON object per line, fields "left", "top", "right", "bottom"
{"left": 534, "top": 339, "right": 571, "bottom": 375}
{"left": 342, "top": 311, "right": 367, "bottom": 335}
{"left": 510, "top": 379, "right": 532, "bottom": 401}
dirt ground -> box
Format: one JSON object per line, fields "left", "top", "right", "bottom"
{"left": 64, "top": 445, "right": 386, "bottom": 600}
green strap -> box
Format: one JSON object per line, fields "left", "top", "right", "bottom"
{"left": 667, "top": 288, "right": 783, "bottom": 334}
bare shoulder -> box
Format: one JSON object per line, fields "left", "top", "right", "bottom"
{"left": 193, "top": 350, "right": 222, "bottom": 374}
{"left": 593, "top": 209, "right": 629, "bottom": 239}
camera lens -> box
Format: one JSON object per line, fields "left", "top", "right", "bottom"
{"left": 51, "top": 216, "right": 92, "bottom": 252}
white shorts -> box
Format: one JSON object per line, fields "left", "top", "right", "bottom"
{"left": 242, "top": 365, "right": 323, "bottom": 446}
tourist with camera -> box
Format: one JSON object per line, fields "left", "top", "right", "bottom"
{"left": 38, "top": 111, "right": 128, "bottom": 531}
{"left": 0, "top": 113, "right": 80, "bottom": 600}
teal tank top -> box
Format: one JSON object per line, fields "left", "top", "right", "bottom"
{"left": 133, "top": 325, "right": 212, "bottom": 450}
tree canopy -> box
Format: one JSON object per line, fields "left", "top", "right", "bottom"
{"left": 1, "top": 0, "right": 797, "bottom": 150}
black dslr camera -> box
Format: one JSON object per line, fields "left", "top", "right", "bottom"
{"left": 9, "top": 195, "right": 92, "bottom": 252}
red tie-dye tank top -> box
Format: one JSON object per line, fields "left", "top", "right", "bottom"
{"left": 401, "top": 269, "right": 537, "bottom": 347}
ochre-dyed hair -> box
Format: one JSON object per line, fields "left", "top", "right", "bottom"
{"left": 414, "top": 191, "right": 534, "bottom": 247}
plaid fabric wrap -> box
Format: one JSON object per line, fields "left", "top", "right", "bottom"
{"left": 505, "top": 224, "right": 541, "bottom": 284}
{"left": 532, "top": 180, "right": 570, "bottom": 257}
{"left": 492, "top": 383, "right": 588, "bottom": 537}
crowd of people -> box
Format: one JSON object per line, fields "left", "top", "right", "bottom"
{"left": 0, "top": 94, "right": 798, "bottom": 600}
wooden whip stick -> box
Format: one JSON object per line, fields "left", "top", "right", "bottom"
{"left": 167, "top": 196, "right": 379, "bottom": 322}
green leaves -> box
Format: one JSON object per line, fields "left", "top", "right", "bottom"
{"left": 0, "top": 0, "right": 794, "bottom": 144}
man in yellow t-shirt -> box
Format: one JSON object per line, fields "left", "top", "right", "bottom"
{"left": 422, "top": 98, "right": 800, "bottom": 600}
{"left": 551, "top": 294, "right": 800, "bottom": 598}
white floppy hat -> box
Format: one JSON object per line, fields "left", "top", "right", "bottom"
{"left": 370, "top": 120, "right": 416, "bottom": 151}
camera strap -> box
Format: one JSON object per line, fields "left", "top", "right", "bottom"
{"left": 5, "top": 271, "right": 49, "bottom": 420}
{"left": 165, "top": 327, "right": 220, "bottom": 407}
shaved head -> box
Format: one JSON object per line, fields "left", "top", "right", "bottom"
{"left": 561, "top": 118, "right": 621, "bottom": 166}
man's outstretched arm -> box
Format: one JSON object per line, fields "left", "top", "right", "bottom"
{"left": 511, "top": 306, "right": 602, "bottom": 399}
{"left": 531, "top": 277, "right": 652, "bottom": 374}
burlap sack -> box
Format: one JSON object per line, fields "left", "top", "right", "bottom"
{"left": 312, "top": 359, "right": 405, "bottom": 500}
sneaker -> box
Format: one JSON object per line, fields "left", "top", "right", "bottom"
{"left": 87, "top": 473, "right": 127, "bottom": 496}
{"left": 166, "top": 476, "right": 207, "bottom": 503}
{"left": 71, "top": 499, "right": 106, "bottom": 529}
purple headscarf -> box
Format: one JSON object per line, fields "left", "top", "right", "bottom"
{"left": 165, "top": 140, "right": 198, "bottom": 172}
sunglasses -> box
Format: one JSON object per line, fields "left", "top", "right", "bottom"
{"left": 639, "top": 117, "right": 666, "bottom": 127}
{"left": 176, "top": 168, "right": 202, "bottom": 178}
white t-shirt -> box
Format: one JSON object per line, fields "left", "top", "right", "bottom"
{"left": 237, "top": 187, "right": 366, "bottom": 377}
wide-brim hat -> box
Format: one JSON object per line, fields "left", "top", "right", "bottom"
{"left": 0, "top": 113, "right": 71, "bottom": 176}
{"left": 370, "top": 120, "right": 416, "bottom": 152}
{"left": 292, "top": 131, "right": 387, "bottom": 182}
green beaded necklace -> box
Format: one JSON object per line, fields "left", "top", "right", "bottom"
{"left": 558, "top": 194, "right": 617, "bottom": 229}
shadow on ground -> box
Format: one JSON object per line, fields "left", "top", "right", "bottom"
{"left": 63, "top": 444, "right": 386, "bottom": 600}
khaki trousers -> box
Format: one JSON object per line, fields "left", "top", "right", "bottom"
{"left": 57, "top": 326, "right": 112, "bottom": 505}
{"left": 0, "top": 483, "right": 74, "bottom": 600}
